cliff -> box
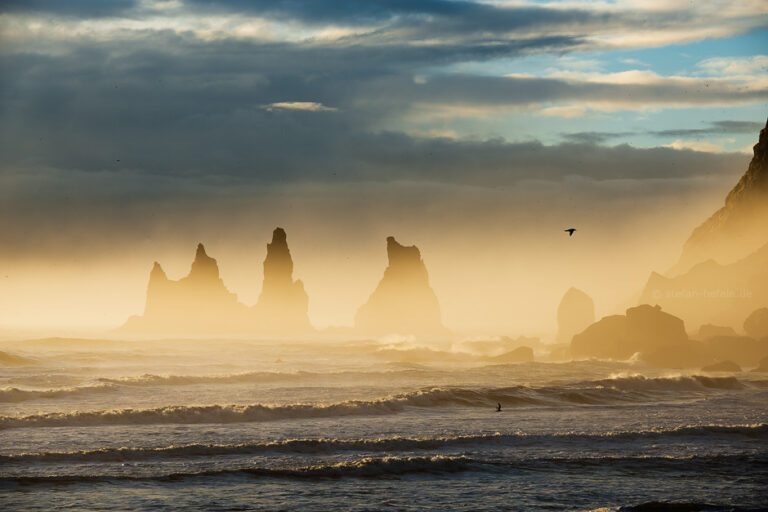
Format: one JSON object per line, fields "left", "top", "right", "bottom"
{"left": 354, "top": 236, "right": 448, "bottom": 338}
{"left": 672, "top": 118, "right": 768, "bottom": 274}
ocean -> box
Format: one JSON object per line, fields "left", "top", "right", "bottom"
{"left": 1, "top": 339, "right": 766, "bottom": 511}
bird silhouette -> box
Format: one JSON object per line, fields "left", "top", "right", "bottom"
{"left": 564, "top": 228, "right": 577, "bottom": 236}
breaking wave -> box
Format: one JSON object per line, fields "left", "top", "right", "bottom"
{"left": 0, "top": 384, "right": 119, "bottom": 403}
{"left": 0, "top": 377, "right": 756, "bottom": 429}
{"left": 2, "top": 424, "right": 764, "bottom": 464}
{"left": 2, "top": 453, "right": 765, "bottom": 486}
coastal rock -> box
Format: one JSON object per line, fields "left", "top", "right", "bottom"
{"left": 696, "top": 324, "right": 738, "bottom": 340}
{"left": 700, "top": 336, "right": 768, "bottom": 367}
{"left": 672, "top": 118, "right": 768, "bottom": 274}
{"left": 701, "top": 360, "right": 742, "bottom": 372}
{"left": 354, "top": 236, "right": 447, "bottom": 338}
{"left": 743, "top": 307, "right": 768, "bottom": 339}
{"left": 484, "top": 346, "right": 534, "bottom": 363}
{"left": 121, "top": 228, "right": 313, "bottom": 335}
{"left": 556, "top": 287, "right": 595, "bottom": 343}
{"left": 638, "top": 242, "right": 768, "bottom": 331}
{"left": 252, "top": 228, "right": 312, "bottom": 333}
{"left": 571, "top": 304, "right": 697, "bottom": 367}
{"left": 121, "top": 243, "right": 248, "bottom": 334}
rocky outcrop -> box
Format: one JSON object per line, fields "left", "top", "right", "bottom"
{"left": 121, "top": 244, "right": 248, "bottom": 334}
{"left": 696, "top": 324, "right": 738, "bottom": 340}
{"left": 354, "top": 236, "right": 447, "bottom": 338}
{"left": 672, "top": 118, "right": 768, "bottom": 274}
{"left": 638, "top": 242, "right": 768, "bottom": 331}
{"left": 251, "top": 228, "right": 312, "bottom": 333}
{"left": 571, "top": 304, "right": 703, "bottom": 367}
{"left": 744, "top": 307, "right": 768, "bottom": 339}
{"left": 556, "top": 287, "right": 595, "bottom": 343}
{"left": 484, "top": 346, "right": 534, "bottom": 363}
{"left": 121, "top": 228, "right": 313, "bottom": 336}
{"left": 701, "top": 360, "right": 741, "bottom": 372}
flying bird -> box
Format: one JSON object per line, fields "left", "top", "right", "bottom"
{"left": 564, "top": 228, "right": 577, "bottom": 236}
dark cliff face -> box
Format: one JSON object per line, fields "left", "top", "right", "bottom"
{"left": 354, "top": 236, "right": 447, "bottom": 338}
{"left": 673, "top": 118, "right": 768, "bottom": 274}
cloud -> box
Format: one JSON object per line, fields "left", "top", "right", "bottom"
{"left": 697, "top": 55, "right": 768, "bottom": 76}
{"left": 664, "top": 139, "right": 724, "bottom": 153}
{"left": 263, "top": 101, "right": 338, "bottom": 112}
{"left": 561, "top": 121, "right": 766, "bottom": 144}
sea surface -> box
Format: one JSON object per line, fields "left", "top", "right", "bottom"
{"left": 1, "top": 338, "right": 767, "bottom": 511}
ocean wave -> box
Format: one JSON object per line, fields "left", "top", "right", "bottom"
{"left": 2, "top": 453, "right": 765, "bottom": 486}
{"left": 2, "top": 424, "right": 765, "bottom": 464}
{"left": 594, "top": 375, "right": 745, "bottom": 392}
{"left": 0, "top": 455, "right": 480, "bottom": 485}
{"left": 0, "top": 384, "right": 119, "bottom": 403}
{"left": 0, "top": 379, "right": 756, "bottom": 430}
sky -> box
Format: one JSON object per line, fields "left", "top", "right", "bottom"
{"left": 0, "top": 0, "right": 767, "bottom": 337}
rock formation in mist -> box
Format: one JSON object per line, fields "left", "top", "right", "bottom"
{"left": 121, "top": 244, "right": 249, "bottom": 334}
{"left": 121, "top": 228, "right": 313, "bottom": 336}
{"left": 556, "top": 287, "right": 595, "bottom": 343}
{"left": 484, "top": 346, "right": 534, "bottom": 363}
{"left": 571, "top": 304, "right": 768, "bottom": 368}
{"left": 639, "top": 121, "right": 768, "bottom": 331}
{"left": 701, "top": 360, "right": 741, "bottom": 372}
{"left": 571, "top": 304, "right": 710, "bottom": 368}
{"left": 696, "top": 324, "right": 738, "bottom": 340}
{"left": 743, "top": 307, "right": 768, "bottom": 339}
{"left": 672, "top": 118, "right": 768, "bottom": 275}
{"left": 639, "top": 242, "right": 768, "bottom": 331}
{"left": 251, "top": 228, "right": 312, "bottom": 333}
{"left": 354, "top": 236, "right": 447, "bottom": 338}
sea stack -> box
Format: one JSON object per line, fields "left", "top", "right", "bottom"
{"left": 252, "top": 227, "right": 313, "bottom": 333}
{"left": 354, "top": 236, "right": 447, "bottom": 338}
{"left": 556, "top": 287, "right": 595, "bottom": 343}
{"left": 121, "top": 243, "right": 248, "bottom": 334}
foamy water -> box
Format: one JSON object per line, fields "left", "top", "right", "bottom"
{"left": 1, "top": 339, "right": 766, "bottom": 511}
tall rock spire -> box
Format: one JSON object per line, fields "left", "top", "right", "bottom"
{"left": 253, "top": 228, "right": 312, "bottom": 333}
{"left": 354, "top": 236, "right": 447, "bottom": 338}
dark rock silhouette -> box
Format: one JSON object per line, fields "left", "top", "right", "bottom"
{"left": 753, "top": 355, "right": 768, "bottom": 372}
{"left": 672, "top": 118, "right": 768, "bottom": 274}
{"left": 571, "top": 304, "right": 706, "bottom": 367}
{"left": 744, "top": 307, "right": 768, "bottom": 339}
{"left": 354, "top": 236, "right": 447, "bottom": 338}
{"left": 121, "top": 243, "right": 248, "bottom": 334}
{"left": 639, "top": 242, "right": 768, "bottom": 330}
{"left": 701, "top": 360, "right": 741, "bottom": 372}
{"left": 121, "top": 228, "right": 312, "bottom": 335}
{"left": 484, "top": 346, "right": 534, "bottom": 363}
{"left": 556, "top": 287, "right": 595, "bottom": 343}
{"left": 251, "top": 228, "right": 312, "bottom": 333}
{"left": 459, "top": 336, "right": 542, "bottom": 356}
{"left": 700, "top": 336, "right": 768, "bottom": 367}
{"left": 696, "top": 324, "right": 738, "bottom": 340}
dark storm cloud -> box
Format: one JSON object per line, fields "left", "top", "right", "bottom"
{"left": 650, "top": 120, "right": 766, "bottom": 138}
{"left": 185, "top": 0, "right": 602, "bottom": 28}
{"left": 0, "top": 32, "right": 762, "bottom": 185}
{"left": 562, "top": 121, "right": 766, "bottom": 144}
{"left": 0, "top": 0, "right": 138, "bottom": 17}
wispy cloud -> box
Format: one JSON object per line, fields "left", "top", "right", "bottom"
{"left": 263, "top": 102, "right": 338, "bottom": 112}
